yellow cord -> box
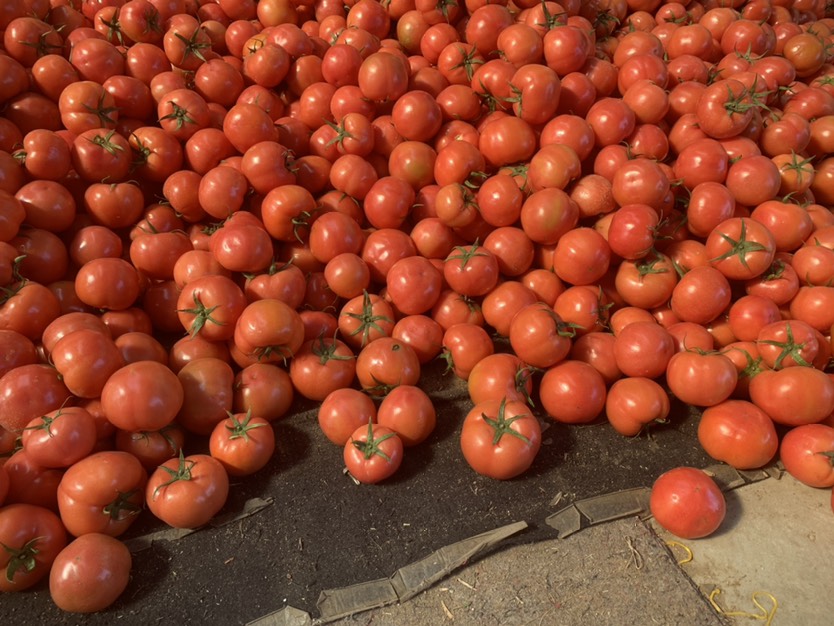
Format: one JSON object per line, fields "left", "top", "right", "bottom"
{"left": 708, "top": 588, "right": 778, "bottom": 626}
{"left": 666, "top": 540, "right": 693, "bottom": 565}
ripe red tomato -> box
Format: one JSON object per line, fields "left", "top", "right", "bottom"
{"left": 49, "top": 533, "right": 131, "bottom": 613}
{"left": 377, "top": 385, "right": 437, "bottom": 447}
{"left": 21, "top": 406, "right": 97, "bottom": 469}
{"left": 0, "top": 503, "right": 67, "bottom": 592}
{"left": 698, "top": 400, "right": 778, "bottom": 470}
{"left": 605, "top": 376, "right": 670, "bottom": 436}
{"left": 650, "top": 467, "right": 726, "bottom": 539}
{"left": 146, "top": 452, "right": 229, "bottom": 529}
{"left": 209, "top": 411, "right": 276, "bottom": 477}
{"left": 508, "top": 302, "right": 574, "bottom": 369}
{"left": 343, "top": 422, "right": 404, "bottom": 484}
{"left": 355, "top": 337, "right": 421, "bottom": 396}
{"left": 467, "top": 352, "right": 534, "bottom": 406}
{"left": 779, "top": 424, "right": 834, "bottom": 488}
{"left": 539, "top": 360, "right": 606, "bottom": 425}
{"left": 460, "top": 398, "right": 542, "bottom": 480}
{"left": 289, "top": 336, "right": 356, "bottom": 402}
{"left": 101, "top": 361, "right": 184, "bottom": 432}
{"left": 0, "top": 363, "right": 71, "bottom": 432}
{"left": 666, "top": 350, "right": 739, "bottom": 408}
{"left": 750, "top": 366, "right": 834, "bottom": 426}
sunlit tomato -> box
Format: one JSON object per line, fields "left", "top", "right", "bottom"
{"left": 697, "top": 400, "right": 778, "bottom": 470}
{"left": 49, "top": 533, "right": 131, "bottom": 613}
{"left": 613, "top": 320, "right": 676, "bottom": 379}
{"left": 467, "top": 352, "right": 534, "bottom": 407}
{"left": 177, "top": 274, "right": 247, "bottom": 342}
{"left": 508, "top": 302, "right": 574, "bottom": 369}
{"left": 21, "top": 407, "right": 97, "bottom": 469}
{"left": 756, "top": 319, "right": 819, "bottom": 370}
{"left": 0, "top": 363, "right": 71, "bottom": 432}
{"left": 605, "top": 376, "right": 671, "bottom": 437}
{"left": 0, "top": 504, "right": 67, "bottom": 592}
{"left": 209, "top": 411, "right": 275, "bottom": 477}
{"left": 146, "top": 452, "right": 229, "bottom": 529}
{"left": 666, "top": 350, "right": 739, "bottom": 408}
{"left": 376, "top": 385, "right": 436, "bottom": 447}
{"left": 539, "top": 359, "right": 606, "bottom": 425}
{"left": 696, "top": 78, "right": 755, "bottom": 140}
{"left": 355, "top": 337, "right": 421, "bottom": 396}
{"left": 779, "top": 424, "right": 834, "bottom": 488}
{"left": 56, "top": 451, "right": 147, "bottom": 538}
{"left": 460, "top": 398, "right": 541, "bottom": 480}
{"left": 443, "top": 243, "right": 500, "bottom": 297}
{"left": 289, "top": 336, "right": 356, "bottom": 402}
{"left": 669, "top": 266, "right": 731, "bottom": 325}
{"left": 650, "top": 467, "right": 726, "bottom": 539}
{"left": 101, "top": 361, "right": 184, "bottom": 432}
{"left": 749, "top": 367, "right": 834, "bottom": 427}
{"left": 318, "top": 388, "right": 376, "bottom": 447}
{"left": 344, "top": 421, "right": 404, "bottom": 484}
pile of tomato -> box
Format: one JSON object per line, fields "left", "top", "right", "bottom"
{"left": 2, "top": 0, "right": 834, "bottom": 613}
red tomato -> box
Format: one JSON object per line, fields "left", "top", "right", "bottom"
{"left": 749, "top": 367, "right": 834, "bottom": 427}
{"left": 233, "top": 363, "right": 294, "bottom": 423}
{"left": 377, "top": 385, "right": 436, "bottom": 446}
{"left": 779, "top": 424, "right": 834, "bottom": 488}
{"left": 669, "top": 266, "right": 732, "bottom": 325}
{"left": 101, "top": 361, "right": 184, "bottom": 432}
{"left": 146, "top": 452, "right": 229, "bottom": 529}
{"left": 49, "top": 533, "right": 131, "bottom": 613}
{"left": 57, "top": 450, "right": 147, "bottom": 538}
{"left": 209, "top": 411, "right": 276, "bottom": 476}
{"left": 705, "top": 217, "right": 776, "bottom": 281}
{"left": 0, "top": 363, "right": 71, "bottom": 432}
{"left": 650, "top": 467, "right": 726, "bottom": 539}
{"left": 343, "top": 421, "right": 404, "bottom": 484}
{"left": 0, "top": 503, "right": 67, "bottom": 592}
{"left": 508, "top": 302, "right": 574, "bottom": 369}
{"left": 460, "top": 398, "right": 542, "bottom": 480}
{"left": 539, "top": 359, "right": 607, "bottom": 425}
{"left": 666, "top": 350, "right": 739, "bottom": 408}
{"left": 115, "top": 424, "right": 185, "bottom": 471}
{"left": 605, "top": 376, "right": 671, "bottom": 436}
{"left": 21, "top": 407, "right": 97, "bottom": 469}
{"left": 355, "top": 337, "right": 421, "bottom": 396}
{"left": 441, "top": 322, "right": 494, "bottom": 380}
{"left": 318, "top": 388, "right": 377, "bottom": 446}
{"left": 467, "top": 352, "right": 534, "bottom": 406}
{"left": 338, "top": 291, "right": 396, "bottom": 349}
{"left": 613, "top": 320, "right": 676, "bottom": 379}
{"left": 289, "top": 336, "right": 356, "bottom": 402}
{"left": 697, "top": 400, "right": 778, "bottom": 470}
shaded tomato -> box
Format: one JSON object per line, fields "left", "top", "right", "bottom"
{"left": 289, "top": 336, "right": 356, "bottom": 402}
{"left": 377, "top": 385, "right": 436, "bottom": 447}
{"left": 318, "top": 388, "right": 377, "bottom": 447}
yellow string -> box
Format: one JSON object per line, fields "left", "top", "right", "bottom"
{"left": 665, "top": 540, "right": 693, "bottom": 565}
{"left": 708, "top": 588, "right": 778, "bottom": 626}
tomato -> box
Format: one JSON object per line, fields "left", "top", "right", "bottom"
{"left": 3, "top": 449, "right": 63, "bottom": 511}
{"left": 697, "top": 400, "right": 778, "bottom": 470}
{"left": 338, "top": 291, "right": 396, "bottom": 349}
{"left": 0, "top": 363, "right": 71, "bottom": 432}
{"left": 376, "top": 385, "right": 436, "bottom": 447}
{"left": 289, "top": 336, "right": 356, "bottom": 402}
{"left": 749, "top": 367, "right": 834, "bottom": 427}
{"left": 0, "top": 330, "right": 37, "bottom": 378}
{"left": 780, "top": 424, "right": 834, "bottom": 488}
{"left": 49, "top": 533, "right": 131, "bottom": 613}
{"left": 539, "top": 359, "right": 607, "bottom": 425}
{"left": 612, "top": 318, "right": 675, "bottom": 379}
{"left": 101, "top": 361, "right": 184, "bottom": 432}
{"left": 177, "top": 274, "right": 247, "bottom": 342}
{"left": 56, "top": 450, "right": 147, "bottom": 538}
{"left": 146, "top": 452, "right": 229, "bottom": 529}
{"left": 666, "top": 350, "right": 739, "bottom": 408}
{"left": 344, "top": 421, "right": 404, "bottom": 484}
{"left": 670, "top": 266, "right": 732, "bottom": 325}
{"left": 50, "top": 328, "right": 125, "bottom": 399}
{"left": 650, "top": 467, "right": 726, "bottom": 540}
{"left": 355, "top": 337, "right": 421, "bottom": 396}
{"left": 552, "top": 227, "right": 611, "bottom": 286}
{"left": 441, "top": 322, "right": 494, "bottom": 380}
{"left": 115, "top": 424, "right": 184, "bottom": 471}
{"left": 467, "top": 352, "right": 534, "bottom": 407}
{"left": 460, "top": 398, "right": 542, "bottom": 480}
{"left": 508, "top": 302, "right": 574, "bottom": 369}
{"left": 209, "top": 411, "right": 275, "bottom": 477}
{"left": 0, "top": 503, "right": 67, "bottom": 592}
{"left": 605, "top": 376, "right": 671, "bottom": 437}
{"left": 21, "top": 406, "right": 97, "bottom": 469}
{"left": 756, "top": 319, "right": 819, "bottom": 370}
{"left": 174, "top": 357, "right": 235, "bottom": 436}
{"left": 233, "top": 298, "right": 305, "bottom": 365}
{"left": 1, "top": 279, "right": 62, "bottom": 342}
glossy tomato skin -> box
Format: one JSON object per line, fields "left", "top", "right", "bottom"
{"left": 209, "top": 412, "right": 276, "bottom": 477}
{"left": 49, "top": 533, "right": 131, "bottom": 613}
{"left": 698, "top": 400, "right": 778, "bottom": 470}
{"left": 650, "top": 467, "right": 726, "bottom": 539}
{"left": 146, "top": 453, "right": 230, "bottom": 529}
{"left": 376, "top": 385, "right": 436, "bottom": 447}
{"left": 779, "top": 424, "right": 834, "bottom": 488}
{"left": 460, "top": 399, "right": 542, "bottom": 480}
{"left": 749, "top": 367, "right": 834, "bottom": 427}
{"left": 343, "top": 422, "right": 404, "bottom": 484}
{"left": 101, "top": 361, "right": 184, "bottom": 432}
{"left": 605, "top": 376, "right": 671, "bottom": 437}
{"left": 539, "top": 360, "right": 607, "bottom": 425}
{"left": 21, "top": 407, "right": 97, "bottom": 469}
{"left": 57, "top": 451, "right": 147, "bottom": 538}
{"left": 0, "top": 363, "right": 72, "bottom": 432}
{"left": 666, "top": 350, "right": 738, "bottom": 408}
{"left": 0, "top": 503, "right": 67, "bottom": 592}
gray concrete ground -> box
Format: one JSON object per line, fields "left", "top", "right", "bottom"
{"left": 259, "top": 472, "right": 833, "bottom": 626}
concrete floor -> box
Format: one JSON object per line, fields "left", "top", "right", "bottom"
{"left": 253, "top": 471, "right": 834, "bottom": 626}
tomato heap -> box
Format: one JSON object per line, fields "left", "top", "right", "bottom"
{"left": 2, "top": 0, "right": 834, "bottom": 611}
